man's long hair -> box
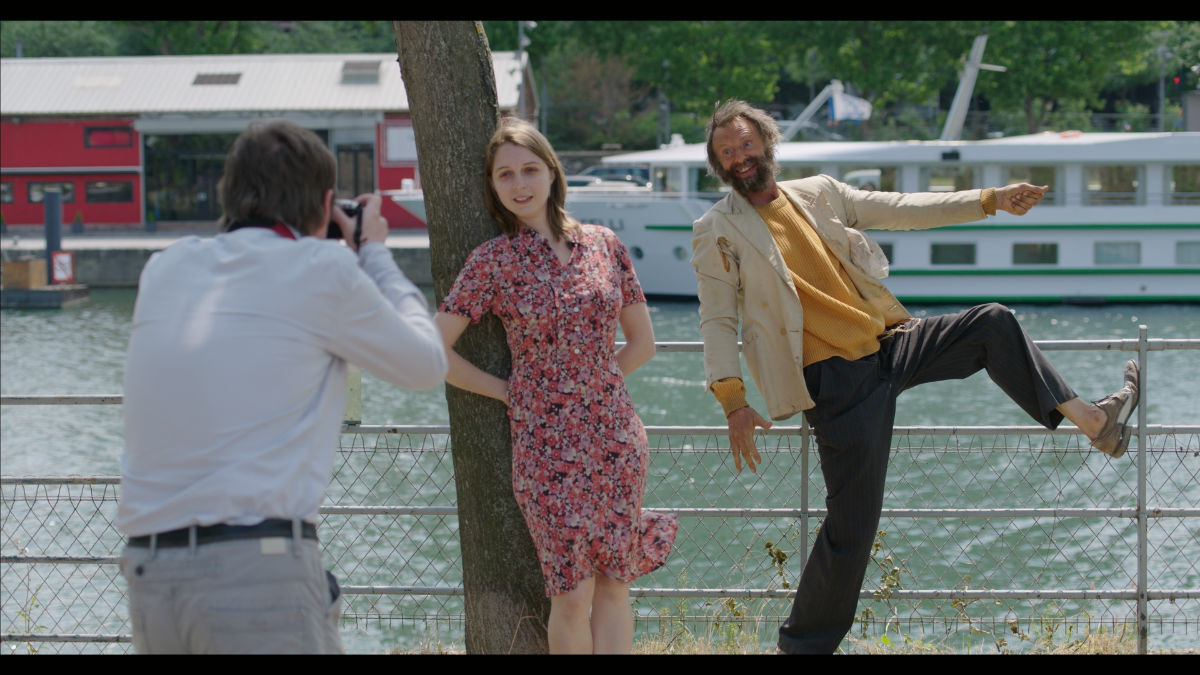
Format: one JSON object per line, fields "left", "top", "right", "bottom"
{"left": 218, "top": 119, "right": 337, "bottom": 235}
{"left": 483, "top": 117, "right": 576, "bottom": 241}
{"left": 705, "top": 100, "right": 783, "bottom": 185}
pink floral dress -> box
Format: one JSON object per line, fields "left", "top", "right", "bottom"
{"left": 440, "top": 224, "right": 677, "bottom": 596}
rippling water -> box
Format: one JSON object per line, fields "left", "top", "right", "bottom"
{"left": 2, "top": 290, "right": 1197, "bottom": 652}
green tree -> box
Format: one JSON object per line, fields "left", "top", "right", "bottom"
{"left": 794, "top": 21, "right": 975, "bottom": 139}
{"left": 525, "top": 21, "right": 785, "bottom": 148}
{"left": 0, "top": 21, "right": 120, "bottom": 57}
{"left": 973, "top": 21, "right": 1159, "bottom": 134}
{"left": 539, "top": 44, "right": 655, "bottom": 150}
{"left": 260, "top": 21, "right": 397, "bottom": 54}
{"left": 113, "top": 21, "right": 265, "bottom": 55}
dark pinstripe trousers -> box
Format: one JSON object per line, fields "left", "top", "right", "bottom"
{"left": 776, "top": 303, "right": 1077, "bottom": 654}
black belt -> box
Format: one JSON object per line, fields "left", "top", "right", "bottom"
{"left": 128, "top": 519, "right": 318, "bottom": 548}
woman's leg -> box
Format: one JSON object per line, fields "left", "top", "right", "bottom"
{"left": 548, "top": 576, "right": 595, "bottom": 654}
{"left": 591, "top": 575, "right": 633, "bottom": 654}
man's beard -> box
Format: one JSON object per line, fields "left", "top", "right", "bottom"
{"left": 717, "top": 152, "right": 778, "bottom": 197}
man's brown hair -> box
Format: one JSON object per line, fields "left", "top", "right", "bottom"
{"left": 705, "top": 99, "right": 782, "bottom": 179}
{"left": 218, "top": 119, "right": 336, "bottom": 235}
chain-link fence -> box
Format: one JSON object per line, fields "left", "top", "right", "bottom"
{"left": 3, "top": 331, "right": 1198, "bottom": 654}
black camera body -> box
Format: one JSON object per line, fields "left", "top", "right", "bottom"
{"left": 327, "top": 198, "right": 363, "bottom": 246}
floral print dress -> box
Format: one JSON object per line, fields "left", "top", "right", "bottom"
{"left": 440, "top": 224, "right": 677, "bottom": 596}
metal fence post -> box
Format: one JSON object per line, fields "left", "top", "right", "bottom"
{"left": 1136, "top": 324, "right": 1149, "bottom": 654}
{"left": 800, "top": 424, "right": 810, "bottom": 572}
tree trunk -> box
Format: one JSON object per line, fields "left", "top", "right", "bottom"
{"left": 393, "top": 21, "right": 550, "bottom": 654}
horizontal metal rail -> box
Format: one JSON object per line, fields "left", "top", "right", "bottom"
{"left": 3, "top": 334, "right": 1197, "bottom": 653}
{"left": 4, "top": 334, "right": 1197, "bottom": 409}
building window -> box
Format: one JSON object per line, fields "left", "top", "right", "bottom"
{"left": 85, "top": 180, "right": 134, "bottom": 203}
{"left": 1006, "top": 166, "right": 1057, "bottom": 206}
{"left": 85, "top": 126, "right": 133, "bottom": 148}
{"left": 1169, "top": 165, "right": 1200, "bottom": 205}
{"left": 931, "top": 243, "right": 975, "bottom": 265}
{"left": 1, "top": 182, "right": 12, "bottom": 204}
{"left": 384, "top": 125, "right": 418, "bottom": 163}
{"left": 1013, "top": 243, "right": 1058, "bottom": 264}
{"left": 1094, "top": 242, "right": 1141, "bottom": 265}
{"left": 192, "top": 73, "right": 241, "bottom": 85}
{"left": 1177, "top": 242, "right": 1200, "bottom": 265}
{"left": 28, "top": 182, "right": 75, "bottom": 203}
{"left": 144, "top": 133, "right": 239, "bottom": 221}
{"left": 1084, "top": 166, "right": 1141, "bottom": 205}
{"left": 341, "top": 60, "right": 381, "bottom": 84}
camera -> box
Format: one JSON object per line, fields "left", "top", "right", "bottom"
{"left": 327, "top": 198, "right": 363, "bottom": 245}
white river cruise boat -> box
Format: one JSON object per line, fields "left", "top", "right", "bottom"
{"left": 393, "top": 130, "right": 1200, "bottom": 303}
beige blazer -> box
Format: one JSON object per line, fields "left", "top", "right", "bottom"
{"left": 690, "top": 175, "right": 987, "bottom": 421}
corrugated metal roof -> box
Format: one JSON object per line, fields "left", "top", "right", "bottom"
{"left": 0, "top": 52, "right": 526, "bottom": 116}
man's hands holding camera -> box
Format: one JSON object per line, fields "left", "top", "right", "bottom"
{"left": 329, "top": 193, "right": 388, "bottom": 252}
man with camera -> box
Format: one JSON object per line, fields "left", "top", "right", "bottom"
{"left": 117, "top": 119, "right": 447, "bottom": 653}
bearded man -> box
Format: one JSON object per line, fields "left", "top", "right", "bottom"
{"left": 690, "top": 100, "right": 1139, "bottom": 654}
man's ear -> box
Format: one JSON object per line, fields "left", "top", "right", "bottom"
{"left": 313, "top": 189, "right": 335, "bottom": 237}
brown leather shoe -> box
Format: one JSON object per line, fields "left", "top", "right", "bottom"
{"left": 1090, "top": 360, "right": 1140, "bottom": 458}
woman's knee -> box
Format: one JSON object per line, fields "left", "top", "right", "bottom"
{"left": 592, "top": 575, "right": 630, "bottom": 606}
{"left": 551, "top": 578, "right": 595, "bottom": 618}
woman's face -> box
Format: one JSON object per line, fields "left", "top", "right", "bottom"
{"left": 491, "top": 142, "right": 554, "bottom": 228}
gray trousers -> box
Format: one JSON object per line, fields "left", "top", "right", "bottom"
{"left": 777, "top": 303, "right": 1077, "bottom": 654}
{"left": 120, "top": 534, "right": 343, "bottom": 654}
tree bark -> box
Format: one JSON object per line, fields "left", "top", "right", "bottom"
{"left": 393, "top": 21, "right": 550, "bottom": 654}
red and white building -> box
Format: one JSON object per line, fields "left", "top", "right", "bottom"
{"left": 1, "top": 52, "right": 535, "bottom": 229}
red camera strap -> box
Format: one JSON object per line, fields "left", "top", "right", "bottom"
{"left": 270, "top": 222, "right": 297, "bottom": 240}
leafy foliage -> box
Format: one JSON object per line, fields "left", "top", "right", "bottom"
{"left": 3, "top": 20, "right": 1194, "bottom": 147}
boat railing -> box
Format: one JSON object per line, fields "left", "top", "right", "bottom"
{"left": 2, "top": 329, "right": 1198, "bottom": 654}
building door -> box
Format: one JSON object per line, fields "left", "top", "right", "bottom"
{"left": 337, "top": 144, "right": 375, "bottom": 198}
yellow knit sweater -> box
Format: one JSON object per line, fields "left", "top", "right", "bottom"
{"left": 711, "top": 188, "right": 997, "bottom": 416}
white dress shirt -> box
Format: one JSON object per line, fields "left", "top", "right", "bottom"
{"left": 118, "top": 228, "right": 446, "bottom": 536}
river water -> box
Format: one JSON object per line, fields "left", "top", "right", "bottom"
{"left": 2, "top": 290, "right": 1197, "bottom": 652}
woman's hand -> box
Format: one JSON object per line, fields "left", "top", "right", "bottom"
{"left": 434, "top": 312, "right": 510, "bottom": 405}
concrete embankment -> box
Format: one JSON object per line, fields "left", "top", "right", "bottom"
{"left": 0, "top": 229, "right": 433, "bottom": 288}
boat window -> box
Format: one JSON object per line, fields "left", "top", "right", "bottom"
{"left": 1169, "top": 165, "right": 1200, "bottom": 205}
{"left": 1177, "top": 242, "right": 1200, "bottom": 266}
{"left": 841, "top": 167, "right": 895, "bottom": 192}
{"left": 931, "top": 243, "right": 976, "bottom": 265}
{"left": 1012, "top": 243, "right": 1058, "bottom": 265}
{"left": 1084, "top": 166, "right": 1141, "bottom": 205}
{"left": 694, "top": 170, "right": 724, "bottom": 195}
{"left": 629, "top": 246, "right": 645, "bottom": 261}
{"left": 877, "top": 242, "right": 894, "bottom": 264}
{"left": 1094, "top": 242, "right": 1141, "bottom": 265}
{"left": 1006, "top": 166, "right": 1057, "bottom": 206}
{"left": 780, "top": 166, "right": 820, "bottom": 182}
{"left": 922, "top": 166, "right": 975, "bottom": 193}
{"left": 1, "top": 182, "right": 12, "bottom": 204}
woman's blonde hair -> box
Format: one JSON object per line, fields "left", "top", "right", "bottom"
{"left": 483, "top": 117, "right": 577, "bottom": 240}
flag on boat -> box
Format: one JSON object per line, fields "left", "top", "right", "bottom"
{"left": 831, "top": 90, "right": 872, "bottom": 121}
